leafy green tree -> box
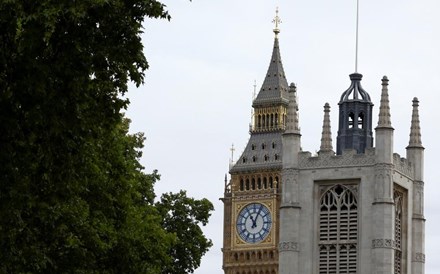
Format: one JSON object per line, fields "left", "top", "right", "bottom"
{"left": 156, "top": 191, "right": 214, "bottom": 274}
{"left": 0, "top": 0, "right": 213, "bottom": 273}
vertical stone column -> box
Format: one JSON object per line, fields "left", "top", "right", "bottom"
{"left": 372, "top": 76, "right": 395, "bottom": 273}
{"left": 372, "top": 164, "right": 395, "bottom": 273}
{"left": 279, "top": 83, "right": 301, "bottom": 274}
{"left": 406, "top": 97, "right": 425, "bottom": 274}
{"left": 279, "top": 169, "right": 300, "bottom": 274}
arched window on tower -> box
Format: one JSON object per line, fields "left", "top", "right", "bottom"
{"left": 319, "top": 184, "right": 358, "bottom": 273}
{"left": 348, "top": 112, "right": 355, "bottom": 129}
{"left": 240, "top": 179, "right": 244, "bottom": 191}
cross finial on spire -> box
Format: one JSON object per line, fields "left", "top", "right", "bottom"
{"left": 272, "top": 7, "right": 281, "bottom": 37}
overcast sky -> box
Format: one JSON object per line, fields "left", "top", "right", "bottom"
{"left": 125, "top": 1, "right": 440, "bottom": 273}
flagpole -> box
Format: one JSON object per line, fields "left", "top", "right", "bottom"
{"left": 355, "top": 0, "right": 359, "bottom": 73}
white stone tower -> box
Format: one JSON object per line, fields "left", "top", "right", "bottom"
{"left": 278, "top": 74, "right": 426, "bottom": 274}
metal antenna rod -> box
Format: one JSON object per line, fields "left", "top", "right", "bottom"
{"left": 355, "top": 0, "right": 360, "bottom": 73}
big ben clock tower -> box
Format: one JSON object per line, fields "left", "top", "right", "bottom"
{"left": 223, "top": 6, "right": 426, "bottom": 274}
{"left": 221, "top": 9, "right": 293, "bottom": 274}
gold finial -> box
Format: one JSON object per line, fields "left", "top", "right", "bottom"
{"left": 272, "top": 7, "right": 282, "bottom": 37}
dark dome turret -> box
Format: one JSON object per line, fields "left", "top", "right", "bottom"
{"left": 339, "top": 73, "right": 371, "bottom": 103}
{"left": 336, "top": 73, "right": 374, "bottom": 155}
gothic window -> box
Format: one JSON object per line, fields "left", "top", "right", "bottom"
{"left": 257, "top": 178, "right": 262, "bottom": 189}
{"left": 240, "top": 179, "right": 244, "bottom": 191}
{"left": 394, "top": 189, "right": 403, "bottom": 274}
{"left": 245, "top": 179, "right": 250, "bottom": 191}
{"left": 272, "top": 142, "right": 276, "bottom": 149}
{"left": 262, "top": 143, "right": 266, "bottom": 149}
{"left": 274, "top": 154, "right": 279, "bottom": 160}
{"left": 319, "top": 185, "right": 358, "bottom": 274}
{"left": 269, "top": 177, "right": 273, "bottom": 188}
{"left": 264, "top": 155, "right": 269, "bottom": 161}
{"left": 251, "top": 144, "right": 256, "bottom": 150}
{"left": 251, "top": 179, "right": 256, "bottom": 190}
{"left": 263, "top": 178, "right": 267, "bottom": 189}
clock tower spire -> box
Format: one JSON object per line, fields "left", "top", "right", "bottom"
{"left": 221, "top": 8, "right": 291, "bottom": 274}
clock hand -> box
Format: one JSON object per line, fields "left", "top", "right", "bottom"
{"left": 256, "top": 206, "right": 263, "bottom": 218}
{"left": 249, "top": 215, "right": 257, "bottom": 228}
{"left": 249, "top": 206, "right": 264, "bottom": 229}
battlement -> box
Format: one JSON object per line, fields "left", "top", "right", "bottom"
{"left": 298, "top": 148, "right": 375, "bottom": 169}
{"left": 393, "top": 153, "right": 413, "bottom": 178}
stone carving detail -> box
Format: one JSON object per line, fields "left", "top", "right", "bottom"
{"left": 278, "top": 241, "right": 299, "bottom": 252}
{"left": 319, "top": 184, "right": 358, "bottom": 198}
{"left": 298, "top": 149, "right": 375, "bottom": 169}
{"left": 372, "top": 239, "right": 396, "bottom": 249}
{"left": 414, "top": 180, "right": 424, "bottom": 189}
{"left": 282, "top": 168, "right": 299, "bottom": 177}
{"left": 414, "top": 253, "right": 426, "bottom": 263}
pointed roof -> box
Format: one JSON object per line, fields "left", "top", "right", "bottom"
{"left": 376, "top": 76, "right": 393, "bottom": 129}
{"left": 319, "top": 103, "right": 333, "bottom": 152}
{"left": 253, "top": 36, "right": 289, "bottom": 107}
{"left": 407, "top": 97, "right": 424, "bottom": 148}
{"left": 230, "top": 10, "right": 290, "bottom": 173}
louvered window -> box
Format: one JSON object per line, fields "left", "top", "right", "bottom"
{"left": 394, "top": 189, "right": 403, "bottom": 274}
{"left": 319, "top": 185, "right": 358, "bottom": 274}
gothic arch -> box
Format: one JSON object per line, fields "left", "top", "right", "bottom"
{"left": 319, "top": 184, "right": 358, "bottom": 273}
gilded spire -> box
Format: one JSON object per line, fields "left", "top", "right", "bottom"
{"left": 408, "top": 97, "right": 423, "bottom": 148}
{"left": 319, "top": 103, "right": 333, "bottom": 152}
{"left": 253, "top": 8, "right": 288, "bottom": 107}
{"left": 272, "top": 7, "right": 281, "bottom": 37}
{"left": 376, "top": 76, "right": 393, "bottom": 129}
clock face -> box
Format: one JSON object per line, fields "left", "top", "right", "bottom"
{"left": 236, "top": 203, "right": 272, "bottom": 243}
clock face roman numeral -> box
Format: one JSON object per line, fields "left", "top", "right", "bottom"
{"left": 236, "top": 203, "right": 272, "bottom": 244}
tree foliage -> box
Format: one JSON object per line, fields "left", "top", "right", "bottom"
{"left": 157, "top": 191, "right": 214, "bottom": 274}
{"left": 0, "top": 0, "right": 213, "bottom": 273}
